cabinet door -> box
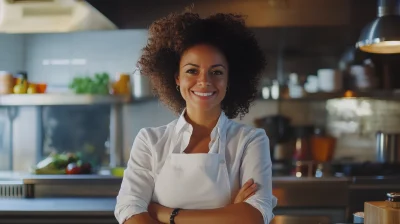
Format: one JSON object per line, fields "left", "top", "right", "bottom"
{"left": 271, "top": 215, "right": 331, "bottom": 224}
{"left": 272, "top": 208, "right": 346, "bottom": 224}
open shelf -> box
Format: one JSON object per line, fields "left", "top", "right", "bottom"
{"left": 261, "top": 90, "right": 400, "bottom": 101}
{"left": 0, "top": 94, "right": 131, "bottom": 106}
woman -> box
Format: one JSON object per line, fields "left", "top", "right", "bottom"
{"left": 115, "top": 11, "right": 277, "bottom": 224}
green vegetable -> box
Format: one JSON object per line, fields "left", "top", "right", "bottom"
{"left": 32, "top": 153, "right": 80, "bottom": 175}
{"left": 69, "top": 72, "right": 110, "bottom": 94}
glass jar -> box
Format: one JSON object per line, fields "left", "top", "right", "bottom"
{"left": 0, "top": 71, "right": 14, "bottom": 94}
{"left": 112, "top": 73, "right": 131, "bottom": 95}
{"left": 310, "top": 127, "right": 336, "bottom": 162}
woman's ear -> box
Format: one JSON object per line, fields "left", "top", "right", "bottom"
{"left": 175, "top": 73, "right": 180, "bottom": 86}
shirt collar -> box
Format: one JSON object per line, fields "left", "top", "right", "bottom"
{"left": 175, "top": 108, "right": 228, "bottom": 136}
{"left": 175, "top": 109, "right": 190, "bottom": 134}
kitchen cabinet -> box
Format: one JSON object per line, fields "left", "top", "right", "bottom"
{"left": 272, "top": 208, "right": 346, "bottom": 224}
{"left": 0, "top": 197, "right": 118, "bottom": 224}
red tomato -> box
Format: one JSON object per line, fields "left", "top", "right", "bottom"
{"left": 66, "top": 163, "right": 81, "bottom": 174}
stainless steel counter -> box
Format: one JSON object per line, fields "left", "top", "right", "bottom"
{"left": 0, "top": 198, "right": 115, "bottom": 215}
{"left": 0, "top": 197, "right": 118, "bottom": 224}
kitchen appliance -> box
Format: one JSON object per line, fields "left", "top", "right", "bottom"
{"left": 254, "top": 115, "right": 292, "bottom": 163}
{"left": 356, "top": 0, "right": 400, "bottom": 54}
{"left": 364, "top": 192, "right": 400, "bottom": 224}
{"left": 0, "top": 0, "right": 116, "bottom": 33}
{"left": 376, "top": 131, "right": 400, "bottom": 163}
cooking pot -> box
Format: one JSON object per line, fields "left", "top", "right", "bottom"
{"left": 376, "top": 131, "right": 400, "bottom": 163}
{"left": 132, "top": 68, "right": 153, "bottom": 99}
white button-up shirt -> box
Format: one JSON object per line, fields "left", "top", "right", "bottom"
{"left": 115, "top": 110, "right": 277, "bottom": 224}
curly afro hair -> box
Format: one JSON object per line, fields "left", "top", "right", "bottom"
{"left": 137, "top": 12, "right": 266, "bottom": 119}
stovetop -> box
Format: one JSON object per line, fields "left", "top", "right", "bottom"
{"left": 331, "top": 162, "right": 400, "bottom": 177}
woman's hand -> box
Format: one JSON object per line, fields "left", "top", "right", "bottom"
{"left": 148, "top": 202, "right": 173, "bottom": 224}
{"left": 233, "top": 178, "right": 258, "bottom": 204}
{"left": 147, "top": 179, "right": 258, "bottom": 223}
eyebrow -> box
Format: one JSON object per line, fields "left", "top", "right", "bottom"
{"left": 183, "top": 63, "right": 226, "bottom": 69}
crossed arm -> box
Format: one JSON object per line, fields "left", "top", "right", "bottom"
{"left": 125, "top": 179, "right": 261, "bottom": 224}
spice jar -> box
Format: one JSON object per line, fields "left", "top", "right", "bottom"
{"left": 386, "top": 192, "right": 400, "bottom": 209}
{"left": 0, "top": 71, "right": 14, "bottom": 94}
{"left": 112, "top": 73, "right": 131, "bottom": 95}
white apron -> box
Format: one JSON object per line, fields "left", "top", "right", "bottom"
{"left": 152, "top": 127, "right": 231, "bottom": 209}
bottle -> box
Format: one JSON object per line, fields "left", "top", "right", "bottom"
{"left": 13, "top": 72, "right": 28, "bottom": 94}
{"left": 271, "top": 80, "right": 280, "bottom": 99}
{"left": 288, "top": 73, "right": 304, "bottom": 98}
{"left": 292, "top": 126, "right": 313, "bottom": 162}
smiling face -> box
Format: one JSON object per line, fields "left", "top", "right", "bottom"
{"left": 176, "top": 44, "right": 229, "bottom": 114}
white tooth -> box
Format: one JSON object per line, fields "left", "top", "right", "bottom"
{"left": 194, "top": 92, "right": 213, "bottom": 96}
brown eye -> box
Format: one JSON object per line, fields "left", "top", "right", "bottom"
{"left": 186, "top": 69, "right": 198, "bottom": 74}
{"left": 212, "top": 70, "right": 223, "bottom": 75}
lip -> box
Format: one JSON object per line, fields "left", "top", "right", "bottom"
{"left": 191, "top": 90, "right": 216, "bottom": 100}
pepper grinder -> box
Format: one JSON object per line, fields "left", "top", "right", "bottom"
{"left": 386, "top": 192, "right": 400, "bottom": 209}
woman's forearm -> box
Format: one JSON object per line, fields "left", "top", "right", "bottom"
{"left": 124, "top": 212, "right": 160, "bottom": 224}
{"left": 175, "top": 203, "right": 263, "bottom": 224}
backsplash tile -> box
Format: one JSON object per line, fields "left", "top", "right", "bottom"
{"left": 24, "top": 30, "right": 148, "bottom": 84}
{"left": 0, "top": 34, "right": 25, "bottom": 72}
{"left": 326, "top": 98, "right": 400, "bottom": 162}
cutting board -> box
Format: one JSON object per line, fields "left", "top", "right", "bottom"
{"left": 364, "top": 201, "right": 400, "bottom": 224}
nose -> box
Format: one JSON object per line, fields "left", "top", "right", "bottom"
{"left": 197, "top": 70, "right": 211, "bottom": 87}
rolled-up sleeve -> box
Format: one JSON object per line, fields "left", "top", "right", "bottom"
{"left": 242, "top": 129, "right": 277, "bottom": 224}
{"left": 115, "top": 129, "right": 155, "bottom": 224}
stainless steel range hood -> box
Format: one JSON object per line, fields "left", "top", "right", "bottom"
{"left": 0, "top": 0, "right": 117, "bottom": 33}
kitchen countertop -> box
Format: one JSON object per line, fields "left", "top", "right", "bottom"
{"left": 0, "top": 197, "right": 116, "bottom": 215}
{"left": 0, "top": 177, "right": 350, "bottom": 215}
